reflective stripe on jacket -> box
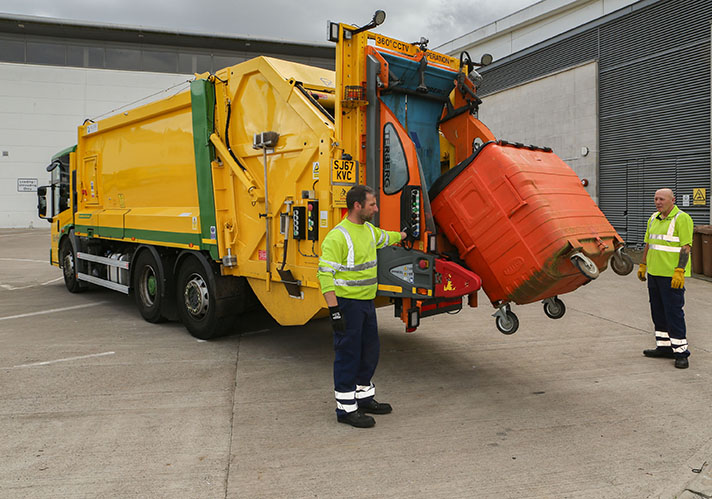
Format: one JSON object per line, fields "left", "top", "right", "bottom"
{"left": 644, "top": 205, "right": 693, "bottom": 277}
{"left": 318, "top": 218, "right": 402, "bottom": 300}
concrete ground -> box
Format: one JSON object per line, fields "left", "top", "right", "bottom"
{"left": 1, "top": 228, "right": 711, "bottom": 499}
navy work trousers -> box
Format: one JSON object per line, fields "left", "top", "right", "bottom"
{"left": 333, "top": 297, "right": 380, "bottom": 417}
{"left": 647, "top": 274, "right": 689, "bottom": 358}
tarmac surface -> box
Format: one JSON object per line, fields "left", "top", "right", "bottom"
{"left": 1, "top": 228, "right": 711, "bottom": 498}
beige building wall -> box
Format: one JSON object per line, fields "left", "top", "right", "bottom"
{"left": 478, "top": 61, "right": 599, "bottom": 203}
{"left": 0, "top": 62, "right": 190, "bottom": 228}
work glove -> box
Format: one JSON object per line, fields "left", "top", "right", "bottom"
{"left": 671, "top": 267, "right": 685, "bottom": 289}
{"left": 329, "top": 306, "right": 345, "bottom": 332}
{"left": 637, "top": 264, "right": 647, "bottom": 282}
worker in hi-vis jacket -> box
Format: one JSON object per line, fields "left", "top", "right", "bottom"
{"left": 638, "top": 188, "right": 693, "bottom": 369}
{"left": 318, "top": 185, "right": 406, "bottom": 428}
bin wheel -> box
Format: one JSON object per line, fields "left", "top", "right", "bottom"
{"left": 543, "top": 297, "right": 566, "bottom": 319}
{"left": 133, "top": 250, "right": 165, "bottom": 323}
{"left": 60, "top": 239, "right": 84, "bottom": 293}
{"left": 571, "top": 252, "right": 599, "bottom": 280}
{"left": 496, "top": 310, "right": 519, "bottom": 335}
{"left": 610, "top": 249, "right": 634, "bottom": 276}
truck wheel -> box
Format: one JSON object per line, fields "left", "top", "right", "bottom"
{"left": 133, "top": 250, "right": 164, "bottom": 323}
{"left": 60, "top": 239, "right": 83, "bottom": 293}
{"left": 176, "top": 256, "right": 232, "bottom": 340}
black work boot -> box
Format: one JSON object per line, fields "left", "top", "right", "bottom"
{"left": 643, "top": 348, "right": 675, "bottom": 359}
{"left": 358, "top": 399, "right": 393, "bottom": 415}
{"left": 337, "top": 411, "right": 375, "bottom": 428}
{"left": 674, "top": 357, "right": 689, "bottom": 369}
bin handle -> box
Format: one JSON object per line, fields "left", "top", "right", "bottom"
{"left": 503, "top": 175, "right": 527, "bottom": 218}
{"left": 449, "top": 223, "right": 476, "bottom": 256}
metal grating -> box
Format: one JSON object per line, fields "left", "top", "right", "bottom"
{"left": 477, "top": 30, "right": 598, "bottom": 96}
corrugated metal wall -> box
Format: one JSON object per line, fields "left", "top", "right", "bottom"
{"left": 478, "top": 0, "right": 711, "bottom": 245}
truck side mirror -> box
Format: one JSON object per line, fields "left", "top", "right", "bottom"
{"left": 37, "top": 185, "right": 51, "bottom": 221}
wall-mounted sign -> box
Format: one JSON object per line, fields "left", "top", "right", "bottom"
{"left": 17, "top": 178, "right": 38, "bottom": 192}
{"left": 693, "top": 188, "right": 706, "bottom": 206}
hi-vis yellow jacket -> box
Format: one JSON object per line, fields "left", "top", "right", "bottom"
{"left": 318, "top": 218, "right": 402, "bottom": 300}
{"left": 644, "top": 205, "right": 693, "bottom": 277}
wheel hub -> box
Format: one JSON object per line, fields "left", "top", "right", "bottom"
{"left": 139, "top": 266, "right": 158, "bottom": 306}
{"left": 184, "top": 274, "right": 209, "bottom": 318}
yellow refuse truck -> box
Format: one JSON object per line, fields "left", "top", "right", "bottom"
{"left": 38, "top": 12, "right": 631, "bottom": 339}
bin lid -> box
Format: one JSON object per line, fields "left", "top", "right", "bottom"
{"left": 694, "top": 225, "right": 712, "bottom": 235}
{"left": 428, "top": 141, "right": 494, "bottom": 200}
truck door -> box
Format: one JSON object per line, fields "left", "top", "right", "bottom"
{"left": 378, "top": 106, "right": 429, "bottom": 245}
{"left": 46, "top": 153, "right": 74, "bottom": 265}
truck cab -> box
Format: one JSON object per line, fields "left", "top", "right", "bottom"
{"left": 37, "top": 145, "right": 75, "bottom": 268}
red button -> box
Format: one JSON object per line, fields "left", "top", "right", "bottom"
{"left": 418, "top": 259, "right": 429, "bottom": 269}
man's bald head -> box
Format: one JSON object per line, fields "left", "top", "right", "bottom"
{"left": 655, "top": 188, "right": 674, "bottom": 200}
{"left": 654, "top": 188, "right": 676, "bottom": 217}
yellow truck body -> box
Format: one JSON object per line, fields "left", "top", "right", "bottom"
{"left": 38, "top": 13, "right": 631, "bottom": 339}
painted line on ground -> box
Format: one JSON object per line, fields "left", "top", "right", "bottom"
{"left": 41, "top": 276, "right": 64, "bottom": 286}
{"left": 0, "top": 232, "right": 45, "bottom": 239}
{"left": 0, "top": 276, "right": 64, "bottom": 291}
{"left": 9, "top": 351, "right": 115, "bottom": 369}
{"left": 0, "top": 257, "right": 49, "bottom": 264}
{"left": 0, "top": 301, "right": 107, "bottom": 322}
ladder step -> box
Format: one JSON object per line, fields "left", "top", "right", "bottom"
{"left": 77, "top": 252, "right": 130, "bottom": 269}
{"left": 77, "top": 273, "right": 130, "bottom": 294}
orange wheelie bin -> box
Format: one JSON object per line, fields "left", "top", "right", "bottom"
{"left": 430, "top": 140, "right": 632, "bottom": 333}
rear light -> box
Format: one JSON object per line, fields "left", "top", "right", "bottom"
{"left": 428, "top": 234, "right": 437, "bottom": 252}
{"left": 407, "top": 307, "right": 420, "bottom": 330}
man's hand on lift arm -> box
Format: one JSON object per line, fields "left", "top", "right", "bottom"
{"left": 671, "top": 245, "right": 691, "bottom": 289}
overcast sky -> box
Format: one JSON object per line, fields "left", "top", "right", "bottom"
{"left": 0, "top": 0, "right": 539, "bottom": 48}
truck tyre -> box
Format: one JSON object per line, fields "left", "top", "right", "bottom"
{"left": 176, "top": 256, "right": 233, "bottom": 340}
{"left": 60, "top": 239, "right": 83, "bottom": 293}
{"left": 133, "top": 250, "right": 165, "bottom": 323}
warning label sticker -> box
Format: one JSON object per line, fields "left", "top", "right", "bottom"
{"left": 331, "top": 159, "right": 358, "bottom": 185}
{"left": 332, "top": 186, "right": 348, "bottom": 207}
{"left": 374, "top": 34, "right": 459, "bottom": 69}
{"left": 693, "top": 188, "right": 706, "bottom": 206}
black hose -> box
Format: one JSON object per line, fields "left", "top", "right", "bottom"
{"left": 225, "top": 101, "right": 247, "bottom": 171}
{"left": 295, "top": 83, "right": 335, "bottom": 123}
{"left": 280, "top": 226, "right": 288, "bottom": 271}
